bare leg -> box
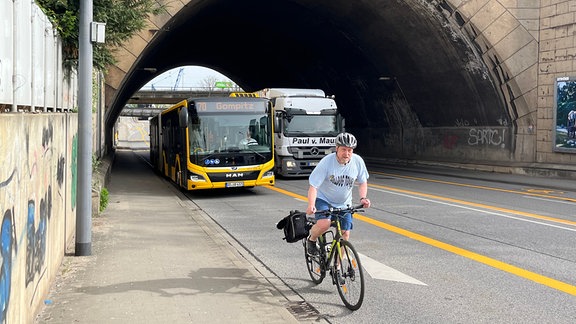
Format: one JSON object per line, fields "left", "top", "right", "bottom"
{"left": 342, "top": 230, "right": 350, "bottom": 241}
{"left": 309, "top": 218, "right": 331, "bottom": 241}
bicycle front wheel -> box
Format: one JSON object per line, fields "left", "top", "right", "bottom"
{"left": 334, "top": 240, "right": 365, "bottom": 310}
{"left": 304, "top": 239, "right": 325, "bottom": 284}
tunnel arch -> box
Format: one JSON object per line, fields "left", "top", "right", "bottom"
{"left": 105, "top": 0, "right": 543, "bottom": 167}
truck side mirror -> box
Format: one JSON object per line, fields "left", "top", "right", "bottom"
{"left": 338, "top": 115, "right": 345, "bottom": 130}
{"left": 274, "top": 115, "right": 281, "bottom": 133}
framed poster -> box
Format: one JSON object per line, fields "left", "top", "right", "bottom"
{"left": 554, "top": 76, "right": 576, "bottom": 152}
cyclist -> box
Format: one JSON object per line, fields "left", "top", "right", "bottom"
{"left": 306, "top": 132, "right": 371, "bottom": 255}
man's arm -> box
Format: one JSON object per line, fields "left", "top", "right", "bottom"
{"left": 306, "top": 186, "right": 318, "bottom": 215}
{"left": 358, "top": 182, "right": 371, "bottom": 208}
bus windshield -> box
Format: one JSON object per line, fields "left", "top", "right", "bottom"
{"left": 188, "top": 111, "right": 272, "bottom": 165}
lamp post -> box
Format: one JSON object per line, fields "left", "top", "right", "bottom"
{"left": 76, "top": 0, "right": 94, "bottom": 256}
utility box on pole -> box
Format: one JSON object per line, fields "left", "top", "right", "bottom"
{"left": 90, "top": 22, "right": 106, "bottom": 43}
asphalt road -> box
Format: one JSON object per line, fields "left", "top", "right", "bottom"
{"left": 171, "top": 160, "right": 576, "bottom": 324}
{"left": 118, "top": 117, "right": 576, "bottom": 323}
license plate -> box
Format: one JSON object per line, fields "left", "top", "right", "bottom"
{"left": 308, "top": 162, "right": 318, "bottom": 166}
{"left": 226, "top": 182, "right": 244, "bottom": 188}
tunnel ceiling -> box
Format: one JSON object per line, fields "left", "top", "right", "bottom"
{"left": 112, "top": 0, "right": 506, "bottom": 133}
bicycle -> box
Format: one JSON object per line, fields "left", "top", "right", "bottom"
{"left": 303, "top": 204, "right": 365, "bottom": 310}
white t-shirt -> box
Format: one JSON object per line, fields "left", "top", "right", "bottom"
{"left": 308, "top": 152, "right": 369, "bottom": 208}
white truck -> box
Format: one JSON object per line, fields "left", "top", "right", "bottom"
{"left": 257, "top": 88, "right": 345, "bottom": 177}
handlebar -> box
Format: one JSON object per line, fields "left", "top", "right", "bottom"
{"left": 305, "top": 204, "right": 366, "bottom": 223}
{"left": 315, "top": 204, "right": 365, "bottom": 216}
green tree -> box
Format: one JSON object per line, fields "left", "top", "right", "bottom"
{"left": 36, "top": 0, "right": 164, "bottom": 73}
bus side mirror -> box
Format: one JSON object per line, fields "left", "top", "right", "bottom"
{"left": 179, "top": 108, "right": 188, "bottom": 128}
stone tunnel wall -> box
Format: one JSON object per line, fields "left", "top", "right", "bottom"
{"left": 356, "top": 0, "right": 576, "bottom": 172}
{"left": 441, "top": 0, "right": 576, "bottom": 167}
{"left": 358, "top": 125, "right": 513, "bottom": 161}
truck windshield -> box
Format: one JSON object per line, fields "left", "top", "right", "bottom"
{"left": 284, "top": 115, "right": 338, "bottom": 135}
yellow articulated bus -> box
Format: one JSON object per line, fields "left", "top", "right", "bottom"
{"left": 149, "top": 96, "right": 275, "bottom": 190}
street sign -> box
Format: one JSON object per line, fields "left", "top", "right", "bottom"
{"left": 215, "top": 81, "right": 233, "bottom": 88}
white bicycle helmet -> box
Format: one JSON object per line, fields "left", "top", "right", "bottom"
{"left": 335, "top": 132, "right": 357, "bottom": 148}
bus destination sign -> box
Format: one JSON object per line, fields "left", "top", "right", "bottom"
{"left": 195, "top": 101, "right": 266, "bottom": 113}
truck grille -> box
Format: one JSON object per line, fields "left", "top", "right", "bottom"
{"left": 288, "top": 146, "right": 335, "bottom": 159}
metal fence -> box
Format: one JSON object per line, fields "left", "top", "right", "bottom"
{"left": 0, "top": 1, "right": 77, "bottom": 113}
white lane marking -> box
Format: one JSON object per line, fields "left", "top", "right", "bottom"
{"left": 372, "top": 188, "right": 576, "bottom": 232}
{"left": 359, "top": 253, "right": 427, "bottom": 285}
{"left": 523, "top": 195, "right": 576, "bottom": 205}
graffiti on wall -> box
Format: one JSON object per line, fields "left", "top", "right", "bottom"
{"left": 468, "top": 128, "right": 507, "bottom": 147}
{"left": 0, "top": 208, "right": 16, "bottom": 323}
{"left": 442, "top": 135, "right": 459, "bottom": 150}
{"left": 25, "top": 188, "right": 51, "bottom": 287}
{"left": 71, "top": 134, "right": 78, "bottom": 210}
{"left": 0, "top": 119, "right": 75, "bottom": 323}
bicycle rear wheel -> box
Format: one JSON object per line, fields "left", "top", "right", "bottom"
{"left": 334, "top": 240, "right": 365, "bottom": 310}
{"left": 304, "top": 239, "right": 325, "bottom": 284}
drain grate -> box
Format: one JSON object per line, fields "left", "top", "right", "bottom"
{"left": 286, "top": 301, "right": 323, "bottom": 321}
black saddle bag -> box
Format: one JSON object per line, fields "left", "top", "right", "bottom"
{"left": 276, "top": 210, "right": 310, "bottom": 243}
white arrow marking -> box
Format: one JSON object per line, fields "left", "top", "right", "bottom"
{"left": 359, "top": 253, "right": 427, "bottom": 285}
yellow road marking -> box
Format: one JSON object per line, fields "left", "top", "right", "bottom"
{"left": 264, "top": 185, "right": 576, "bottom": 295}
{"left": 373, "top": 171, "right": 574, "bottom": 202}
{"left": 369, "top": 183, "right": 576, "bottom": 226}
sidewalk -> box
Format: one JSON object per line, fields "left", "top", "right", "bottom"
{"left": 35, "top": 149, "right": 324, "bottom": 324}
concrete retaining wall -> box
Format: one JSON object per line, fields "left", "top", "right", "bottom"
{"left": 0, "top": 113, "right": 77, "bottom": 323}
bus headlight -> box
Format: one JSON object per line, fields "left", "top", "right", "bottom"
{"left": 263, "top": 169, "right": 274, "bottom": 178}
{"left": 189, "top": 172, "right": 207, "bottom": 182}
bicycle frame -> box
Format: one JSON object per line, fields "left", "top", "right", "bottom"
{"left": 317, "top": 214, "right": 346, "bottom": 269}
{"left": 303, "top": 204, "right": 366, "bottom": 310}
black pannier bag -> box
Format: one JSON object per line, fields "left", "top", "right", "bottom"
{"left": 276, "top": 210, "right": 309, "bottom": 243}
